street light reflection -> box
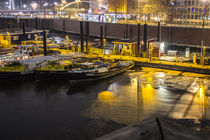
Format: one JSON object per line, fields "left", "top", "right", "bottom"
{"left": 98, "top": 91, "right": 115, "bottom": 103}
{"left": 83, "top": 68, "right": 210, "bottom": 124}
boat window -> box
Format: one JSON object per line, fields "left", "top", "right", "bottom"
{"left": 13, "top": 36, "right": 19, "bottom": 41}
{"left": 28, "top": 34, "right": 31, "bottom": 39}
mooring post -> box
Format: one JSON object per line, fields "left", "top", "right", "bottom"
{"left": 143, "top": 24, "right": 147, "bottom": 54}
{"left": 168, "top": 27, "right": 172, "bottom": 43}
{"left": 130, "top": 24, "right": 132, "bottom": 41}
{"left": 100, "top": 26, "right": 104, "bottom": 49}
{"left": 63, "top": 19, "right": 65, "bottom": 32}
{"left": 43, "top": 31, "right": 47, "bottom": 56}
{"left": 158, "top": 22, "right": 161, "bottom": 42}
{"left": 86, "top": 22, "right": 89, "bottom": 53}
{"left": 35, "top": 16, "right": 38, "bottom": 30}
{"left": 22, "top": 23, "right": 26, "bottom": 41}
{"left": 125, "top": 24, "right": 128, "bottom": 39}
{"left": 80, "top": 21, "right": 84, "bottom": 52}
{"left": 104, "top": 23, "right": 107, "bottom": 38}
{"left": 137, "top": 23, "right": 140, "bottom": 57}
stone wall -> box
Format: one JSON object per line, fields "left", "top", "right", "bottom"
{"left": 0, "top": 18, "right": 209, "bottom": 46}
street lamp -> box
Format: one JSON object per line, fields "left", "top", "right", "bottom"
{"left": 23, "top": 4, "right": 26, "bottom": 9}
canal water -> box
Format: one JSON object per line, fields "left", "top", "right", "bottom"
{"left": 0, "top": 67, "right": 209, "bottom": 140}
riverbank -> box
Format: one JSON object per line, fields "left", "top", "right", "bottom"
{"left": 96, "top": 117, "right": 210, "bottom": 140}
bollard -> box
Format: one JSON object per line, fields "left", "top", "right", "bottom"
{"left": 80, "top": 21, "right": 84, "bottom": 52}
{"left": 193, "top": 53, "right": 197, "bottom": 64}
{"left": 43, "top": 31, "right": 47, "bottom": 56}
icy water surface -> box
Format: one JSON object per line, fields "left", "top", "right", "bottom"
{"left": 0, "top": 67, "right": 209, "bottom": 139}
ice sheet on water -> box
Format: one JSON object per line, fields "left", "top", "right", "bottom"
{"left": 129, "top": 70, "right": 209, "bottom": 94}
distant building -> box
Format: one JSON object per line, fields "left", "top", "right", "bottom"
{"left": 169, "top": 0, "right": 210, "bottom": 25}
{"left": 108, "top": 0, "right": 127, "bottom": 14}
{"left": 90, "top": 0, "right": 108, "bottom": 12}
{"left": 108, "top": 0, "right": 151, "bottom": 14}
{"left": 9, "top": 0, "right": 15, "bottom": 10}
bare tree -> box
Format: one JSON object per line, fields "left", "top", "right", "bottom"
{"left": 108, "top": 0, "right": 122, "bottom": 14}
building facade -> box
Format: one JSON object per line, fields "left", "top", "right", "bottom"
{"left": 169, "top": 0, "right": 210, "bottom": 25}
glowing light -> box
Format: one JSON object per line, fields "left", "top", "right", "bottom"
{"left": 54, "top": 2, "right": 58, "bottom": 5}
{"left": 44, "top": 3, "right": 48, "bottom": 7}
{"left": 160, "top": 43, "right": 165, "bottom": 50}
{"left": 31, "top": 2, "right": 38, "bottom": 10}
{"left": 98, "top": 91, "right": 115, "bottom": 103}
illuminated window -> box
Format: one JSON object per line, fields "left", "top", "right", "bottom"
{"left": 13, "top": 36, "right": 19, "bottom": 41}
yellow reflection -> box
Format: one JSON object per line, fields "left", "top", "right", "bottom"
{"left": 196, "top": 82, "right": 208, "bottom": 107}
{"left": 182, "top": 72, "right": 209, "bottom": 78}
{"left": 141, "top": 84, "right": 155, "bottom": 104}
{"left": 98, "top": 91, "right": 115, "bottom": 103}
{"left": 141, "top": 67, "right": 181, "bottom": 76}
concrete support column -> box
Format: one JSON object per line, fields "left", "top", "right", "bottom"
{"left": 86, "top": 22, "right": 89, "bottom": 53}
{"left": 80, "top": 21, "right": 84, "bottom": 52}
{"left": 157, "top": 22, "right": 161, "bottom": 42}
{"left": 137, "top": 23, "right": 140, "bottom": 56}
{"left": 143, "top": 24, "right": 148, "bottom": 52}
{"left": 100, "top": 26, "right": 104, "bottom": 49}
{"left": 43, "top": 31, "right": 47, "bottom": 56}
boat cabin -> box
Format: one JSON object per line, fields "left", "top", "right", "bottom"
{"left": 0, "top": 54, "right": 28, "bottom": 66}
{"left": 0, "top": 30, "right": 47, "bottom": 44}
{"left": 0, "top": 60, "right": 24, "bottom": 72}
{"left": 113, "top": 40, "right": 140, "bottom": 56}
{"left": 14, "top": 45, "right": 39, "bottom": 56}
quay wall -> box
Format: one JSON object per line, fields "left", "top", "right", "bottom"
{"left": 0, "top": 18, "right": 210, "bottom": 46}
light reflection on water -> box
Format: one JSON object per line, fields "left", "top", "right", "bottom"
{"left": 83, "top": 68, "right": 210, "bottom": 124}
{"left": 0, "top": 67, "right": 209, "bottom": 139}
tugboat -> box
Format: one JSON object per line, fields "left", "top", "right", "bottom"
{"left": 35, "top": 59, "right": 134, "bottom": 82}
{"left": 69, "top": 61, "right": 134, "bottom": 85}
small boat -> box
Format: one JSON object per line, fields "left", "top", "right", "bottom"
{"left": 35, "top": 60, "right": 134, "bottom": 82}
{"left": 68, "top": 61, "right": 134, "bottom": 85}
{"left": 0, "top": 55, "right": 62, "bottom": 81}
